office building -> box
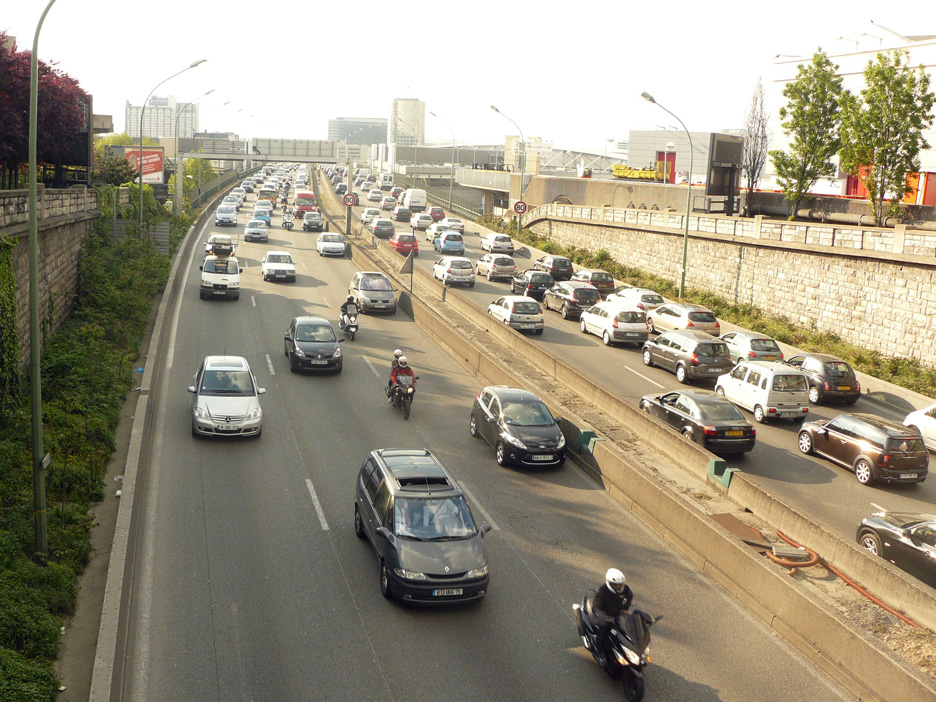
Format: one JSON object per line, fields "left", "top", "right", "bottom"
{"left": 328, "top": 118, "right": 388, "bottom": 146}
{"left": 125, "top": 95, "right": 199, "bottom": 139}
{"left": 389, "top": 98, "right": 425, "bottom": 147}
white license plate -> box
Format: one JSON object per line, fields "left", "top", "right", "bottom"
{"left": 373, "top": 304, "right": 386, "bottom": 308}
{"left": 624, "top": 332, "right": 641, "bottom": 337}
{"left": 433, "top": 588, "right": 463, "bottom": 597}
{"left": 213, "top": 290, "right": 227, "bottom": 295}
{"left": 216, "top": 424, "right": 238, "bottom": 431}
{"left": 310, "top": 360, "right": 328, "bottom": 365}
{"left": 900, "top": 473, "right": 918, "bottom": 479}
{"left": 779, "top": 412, "right": 798, "bottom": 417}
{"left": 519, "top": 323, "right": 535, "bottom": 329}
{"left": 275, "top": 272, "right": 285, "bottom": 277}
{"left": 532, "top": 454, "right": 554, "bottom": 461}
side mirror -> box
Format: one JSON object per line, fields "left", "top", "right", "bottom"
{"left": 554, "top": 417, "right": 564, "bottom": 424}
{"left": 486, "top": 415, "right": 497, "bottom": 423}
{"left": 376, "top": 527, "right": 396, "bottom": 545}
{"left": 337, "top": 338, "right": 343, "bottom": 343}
{"left": 414, "top": 376, "right": 420, "bottom": 380}
{"left": 239, "top": 268, "right": 244, "bottom": 274}
{"left": 187, "top": 386, "right": 196, "bottom": 393}
{"left": 198, "top": 265, "right": 203, "bottom": 271}
{"left": 479, "top": 523, "right": 492, "bottom": 536}
{"left": 284, "top": 333, "right": 290, "bottom": 341}
{"left": 257, "top": 388, "right": 267, "bottom": 395}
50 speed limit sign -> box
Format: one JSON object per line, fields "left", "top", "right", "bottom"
{"left": 514, "top": 201, "right": 528, "bottom": 214}
{"left": 343, "top": 194, "right": 357, "bottom": 207}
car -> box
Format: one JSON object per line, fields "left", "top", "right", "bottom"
{"left": 241, "top": 181, "right": 255, "bottom": 193}
{"left": 354, "top": 177, "right": 364, "bottom": 187}
{"left": 371, "top": 219, "right": 395, "bottom": 238}
{"left": 214, "top": 205, "right": 238, "bottom": 226}
{"left": 476, "top": 254, "right": 518, "bottom": 281}
{"left": 427, "top": 205, "right": 445, "bottom": 222}
{"left": 469, "top": 386, "right": 567, "bottom": 467}
{"left": 335, "top": 183, "right": 348, "bottom": 195}
{"left": 857, "top": 509, "right": 936, "bottom": 588}
{"left": 367, "top": 188, "right": 383, "bottom": 202}
{"left": 784, "top": 353, "right": 861, "bottom": 405}
{"left": 480, "top": 233, "right": 515, "bottom": 254}
{"left": 390, "top": 186, "right": 404, "bottom": 199}
{"left": 316, "top": 233, "right": 346, "bottom": 256}
{"left": 640, "top": 389, "right": 756, "bottom": 455}
{"left": 533, "top": 255, "right": 574, "bottom": 281}
{"left": 392, "top": 205, "right": 412, "bottom": 222}
{"left": 434, "top": 232, "right": 465, "bottom": 255}
{"left": 243, "top": 220, "right": 269, "bottom": 243}
{"left": 222, "top": 195, "right": 241, "bottom": 212}
{"left": 579, "top": 301, "right": 648, "bottom": 346}
{"left": 283, "top": 316, "right": 343, "bottom": 373}
{"left": 349, "top": 271, "right": 397, "bottom": 314}
{"left": 380, "top": 196, "right": 397, "bottom": 211}
{"left": 798, "top": 413, "right": 928, "bottom": 485}
{"left": 205, "top": 233, "right": 236, "bottom": 256}
{"left": 543, "top": 281, "right": 602, "bottom": 320}
{"left": 904, "top": 402, "right": 936, "bottom": 451}
{"left": 606, "top": 287, "right": 666, "bottom": 312}
{"left": 188, "top": 355, "right": 265, "bottom": 438}
{"left": 252, "top": 207, "right": 272, "bottom": 227}
{"left": 438, "top": 217, "right": 465, "bottom": 233}
{"left": 255, "top": 199, "right": 275, "bottom": 212}
{"left": 510, "top": 269, "right": 555, "bottom": 300}
{"left": 410, "top": 213, "right": 434, "bottom": 231}
{"left": 647, "top": 303, "right": 720, "bottom": 335}
{"left": 570, "top": 269, "right": 615, "bottom": 298}
{"left": 353, "top": 448, "right": 492, "bottom": 603}
{"left": 714, "top": 361, "right": 810, "bottom": 423}
{"left": 389, "top": 232, "right": 419, "bottom": 256}
{"left": 487, "top": 295, "right": 544, "bottom": 334}
{"left": 231, "top": 188, "right": 247, "bottom": 203}
{"left": 720, "top": 331, "right": 784, "bottom": 364}
{"left": 302, "top": 211, "right": 325, "bottom": 232}
{"left": 425, "top": 221, "right": 451, "bottom": 243}
{"left": 642, "top": 329, "right": 736, "bottom": 384}
{"left": 432, "top": 256, "right": 475, "bottom": 287}
{"left": 361, "top": 207, "right": 381, "bottom": 226}
{"left": 261, "top": 251, "right": 296, "bottom": 282}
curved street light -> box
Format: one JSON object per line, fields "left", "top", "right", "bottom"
{"left": 490, "top": 105, "right": 525, "bottom": 237}
{"left": 174, "top": 89, "right": 214, "bottom": 215}
{"left": 429, "top": 111, "right": 456, "bottom": 212}
{"left": 641, "top": 91, "right": 693, "bottom": 299}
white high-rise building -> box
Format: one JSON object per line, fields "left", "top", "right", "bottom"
{"left": 125, "top": 95, "right": 199, "bottom": 139}
{"left": 389, "top": 98, "right": 425, "bottom": 147}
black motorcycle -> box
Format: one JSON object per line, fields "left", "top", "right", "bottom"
{"left": 391, "top": 375, "right": 418, "bottom": 420}
{"left": 573, "top": 594, "right": 661, "bottom": 702}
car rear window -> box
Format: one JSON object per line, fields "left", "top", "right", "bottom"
{"left": 696, "top": 343, "right": 730, "bottom": 358}
{"left": 772, "top": 375, "right": 808, "bottom": 391}
{"left": 823, "top": 361, "right": 853, "bottom": 377}
{"left": 445, "top": 234, "right": 463, "bottom": 242}
{"left": 551, "top": 258, "right": 572, "bottom": 268}
{"left": 450, "top": 260, "right": 473, "bottom": 269}
{"left": 751, "top": 338, "right": 781, "bottom": 352}
{"left": 886, "top": 437, "right": 927, "bottom": 453}
{"left": 698, "top": 403, "right": 746, "bottom": 422}
{"left": 591, "top": 272, "right": 613, "bottom": 282}
{"left": 641, "top": 294, "right": 664, "bottom": 304}
{"left": 530, "top": 273, "right": 552, "bottom": 283}
{"left": 615, "top": 311, "right": 646, "bottom": 323}
{"left": 574, "top": 289, "right": 601, "bottom": 303}
{"left": 513, "top": 302, "right": 540, "bottom": 315}
{"left": 688, "top": 311, "right": 717, "bottom": 323}
{"left": 399, "top": 235, "right": 415, "bottom": 242}
{"left": 493, "top": 257, "right": 514, "bottom": 266}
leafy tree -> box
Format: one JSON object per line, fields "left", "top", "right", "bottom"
{"left": 839, "top": 50, "right": 935, "bottom": 226}
{"left": 741, "top": 77, "right": 770, "bottom": 211}
{"left": 769, "top": 51, "right": 845, "bottom": 216}
{"left": 91, "top": 154, "right": 137, "bottom": 186}
{"left": 92, "top": 132, "right": 158, "bottom": 163}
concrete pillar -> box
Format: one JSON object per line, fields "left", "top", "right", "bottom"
{"left": 893, "top": 224, "right": 906, "bottom": 254}
{"left": 753, "top": 214, "right": 764, "bottom": 239}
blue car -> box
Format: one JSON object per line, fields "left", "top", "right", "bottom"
{"left": 434, "top": 232, "right": 465, "bottom": 256}
{"left": 252, "top": 207, "right": 272, "bottom": 226}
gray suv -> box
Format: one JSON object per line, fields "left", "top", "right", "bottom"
{"left": 353, "top": 449, "right": 492, "bottom": 604}
{"left": 642, "top": 329, "right": 735, "bottom": 383}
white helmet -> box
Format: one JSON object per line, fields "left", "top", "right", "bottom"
{"left": 398, "top": 356, "right": 408, "bottom": 367}
{"left": 393, "top": 349, "right": 403, "bottom": 358}
{"left": 605, "top": 568, "right": 626, "bottom": 594}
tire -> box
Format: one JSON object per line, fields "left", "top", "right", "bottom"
{"left": 534, "top": 328, "right": 544, "bottom": 335}
{"left": 487, "top": 271, "right": 493, "bottom": 281}
{"left": 469, "top": 282, "right": 475, "bottom": 289}
{"left": 495, "top": 441, "right": 509, "bottom": 467}
{"left": 808, "top": 386, "right": 822, "bottom": 404}
{"left": 639, "top": 400, "right": 651, "bottom": 412}
{"left": 622, "top": 669, "right": 645, "bottom": 702}
{"left": 797, "top": 431, "right": 813, "bottom": 455}
{"left": 580, "top": 319, "right": 588, "bottom": 334}
{"left": 715, "top": 386, "right": 726, "bottom": 396}
{"left": 354, "top": 505, "right": 365, "bottom": 538}
{"left": 191, "top": 424, "right": 198, "bottom": 438}
{"left": 349, "top": 330, "right": 356, "bottom": 341}
{"left": 753, "top": 405, "right": 766, "bottom": 423}
{"left": 675, "top": 364, "right": 688, "bottom": 384}
{"left": 403, "top": 397, "right": 411, "bottom": 420}
{"left": 380, "top": 561, "right": 393, "bottom": 599}
{"left": 642, "top": 350, "right": 654, "bottom": 367}
{"left": 854, "top": 458, "right": 874, "bottom": 485}
{"left": 284, "top": 342, "right": 289, "bottom": 358}
{"left": 560, "top": 304, "right": 570, "bottom": 320}
{"left": 681, "top": 428, "right": 694, "bottom": 442}
{"left": 858, "top": 531, "right": 882, "bottom": 556}
{"left": 289, "top": 354, "right": 298, "bottom": 373}
{"left": 469, "top": 415, "right": 480, "bottom": 438}
{"left": 602, "top": 331, "right": 614, "bottom": 346}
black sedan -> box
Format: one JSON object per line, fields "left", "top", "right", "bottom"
{"left": 543, "top": 281, "right": 601, "bottom": 320}
{"left": 857, "top": 509, "right": 936, "bottom": 588}
{"left": 639, "top": 389, "right": 756, "bottom": 455}
{"left": 283, "top": 316, "right": 343, "bottom": 373}
{"left": 469, "top": 386, "right": 566, "bottom": 467}
{"left": 510, "top": 269, "right": 555, "bottom": 301}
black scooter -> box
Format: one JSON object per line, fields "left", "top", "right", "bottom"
{"left": 573, "top": 594, "right": 661, "bottom": 702}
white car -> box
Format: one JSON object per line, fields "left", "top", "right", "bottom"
{"left": 222, "top": 195, "right": 241, "bottom": 212}
{"left": 410, "top": 213, "right": 434, "bottom": 231}
{"left": 361, "top": 208, "right": 381, "bottom": 226}
{"left": 317, "top": 233, "right": 347, "bottom": 257}
{"left": 205, "top": 233, "right": 236, "bottom": 256}
{"left": 476, "top": 253, "right": 517, "bottom": 281}
{"left": 243, "top": 220, "right": 269, "bottom": 243}
{"left": 480, "top": 233, "right": 514, "bottom": 254}
{"left": 606, "top": 287, "right": 666, "bottom": 313}
{"left": 214, "top": 205, "right": 238, "bottom": 226}
{"left": 432, "top": 256, "right": 475, "bottom": 287}
{"left": 904, "top": 403, "right": 936, "bottom": 451}
{"left": 438, "top": 217, "right": 465, "bottom": 233}
{"left": 261, "top": 251, "right": 296, "bottom": 282}
{"left": 231, "top": 188, "right": 247, "bottom": 203}
{"left": 425, "top": 221, "right": 450, "bottom": 242}
{"left": 188, "top": 355, "right": 265, "bottom": 438}
{"left": 367, "top": 189, "right": 383, "bottom": 202}
{"left": 487, "top": 295, "right": 544, "bottom": 334}
{"left": 579, "top": 301, "right": 649, "bottom": 347}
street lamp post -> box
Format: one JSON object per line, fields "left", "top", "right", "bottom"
{"left": 490, "top": 105, "right": 525, "bottom": 239}
{"left": 641, "top": 91, "right": 693, "bottom": 299}
{"left": 138, "top": 59, "right": 206, "bottom": 226}
{"left": 174, "top": 89, "right": 214, "bottom": 216}
{"left": 429, "top": 111, "right": 456, "bottom": 212}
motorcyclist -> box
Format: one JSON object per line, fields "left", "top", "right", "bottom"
{"left": 387, "top": 349, "right": 403, "bottom": 401}
{"left": 593, "top": 568, "right": 633, "bottom": 667}
{"left": 389, "top": 356, "right": 415, "bottom": 405}
{"left": 340, "top": 295, "right": 358, "bottom": 329}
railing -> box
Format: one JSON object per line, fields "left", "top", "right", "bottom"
{"left": 392, "top": 175, "right": 483, "bottom": 219}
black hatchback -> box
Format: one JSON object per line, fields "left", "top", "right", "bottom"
{"left": 283, "top": 316, "right": 343, "bottom": 373}
{"left": 543, "top": 281, "right": 601, "bottom": 320}
{"left": 784, "top": 353, "right": 860, "bottom": 405}
{"left": 510, "top": 269, "right": 555, "bottom": 300}
{"left": 469, "top": 386, "right": 567, "bottom": 467}
{"left": 533, "top": 255, "right": 573, "bottom": 281}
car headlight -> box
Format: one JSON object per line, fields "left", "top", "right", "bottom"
{"left": 393, "top": 568, "right": 427, "bottom": 580}
{"left": 246, "top": 407, "right": 262, "bottom": 420}
{"left": 466, "top": 564, "right": 489, "bottom": 578}
{"left": 557, "top": 433, "right": 566, "bottom": 449}
{"left": 504, "top": 433, "right": 528, "bottom": 449}
{"left": 228, "top": 281, "right": 239, "bottom": 288}
{"left": 360, "top": 296, "right": 371, "bottom": 303}
{"left": 333, "top": 347, "right": 342, "bottom": 359}
{"left": 294, "top": 347, "right": 305, "bottom": 358}
{"left": 194, "top": 405, "right": 209, "bottom": 419}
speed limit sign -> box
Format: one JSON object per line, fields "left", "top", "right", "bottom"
{"left": 343, "top": 194, "right": 357, "bottom": 207}
{"left": 514, "top": 201, "right": 528, "bottom": 214}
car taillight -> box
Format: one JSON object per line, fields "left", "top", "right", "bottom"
{"left": 637, "top": 303, "right": 645, "bottom": 310}
{"left": 703, "top": 426, "right": 718, "bottom": 436}
{"left": 802, "top": 407, "right": 809, "bottom": 413}
{"left": 690, "top": 353, "right": 700, "bottom": 365}
{"left": 823, "top": 380, "right": 830, "bottom": 390}
{"left": 612, "top": 320, "right": 618, "bottom": 328}
{"left": 748, "top": 351, "right": 757, "bottom": 358}
{"left": 687, "top": 320, "right": 695, "bottom": 327}
{"left": 879, "top": 454, "right": 890, "bottom": 467}
{"left": 856, "top": 381, "right": 861, "bottom": 392}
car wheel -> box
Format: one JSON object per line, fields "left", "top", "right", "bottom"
{"left": 191, "top": 424, "right": 198, "bottom": 438}
{"left": 675, "top": 364, "right": 688, "bottom": 384}
{"left": 289, "top": 354, "right": 298, "bottom": 373}
{"left": 495, "top": 441, "right": 509, "bottom": 467}
{"left": 469, "top": 282, "right": 475, "bottom": 288}
{"left": 639, "top": 400, "right": 651, "bottom": 412}
{"left": 580, "top": 319, "right": 588, "bottom": 334}
{"left": 469, "top": 415, "right": 480, "bottom": 438}
{"left": 380, "top": 560, "right": 393, "bottom": 599}
{"left": 647, "top": 318, "right": 657, "bottom": 334}
{"left": 487, "top": 270, "right": 493, "bottom": 281}
{"left": 808, "top": 386, "right": 822, "bottom": 404}
{"left": 797, "top": 431, "right": 813, "bottom": 455}
{"left": 642, "top": 350, "right": 654, "bottom": 367}
{"left": 560, "top": 304, "right": 570, "bottom": 320}
{"left": 602, "top": 331, "right": 613, "bottom": 346}
{"left": 753, "top": 405, "right": 766, "bottom": 423}
{"left": 716, "top": 386, "right": 726, "bottom": 396}
{"left": 854, "top": 459, "right": 874, "bottom": 485}
{"left": 681, "top": 427, "right": 694, "bottom": 442}
{"left": 533, "top": 328, "right": 544, "bottom": 335}
{"left": 354, "top": 504, "right": 366, "bottom": 538}
{"left": 858, "top": 531, "right": 882, "bottom": 556}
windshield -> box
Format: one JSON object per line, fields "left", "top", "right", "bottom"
{"left": 218, "top": 206, "right": 235, "bottom": 213}
{"left": 772, "top": 375, "right": 808, "bottom": 391}
{"left": 265, "top": 254, "right": 292, "bottom": 264}
{"left": 823, "top": 361, "right": 853, "bottom": 377}
{"left": 247, "top": 220, "right": 267, "bottom": 229}
{"left": 321, "top": 234, "right": 342, "bottom": 242}
{"left": 361, "top": 277, "right": 392, "bottom": 291}
{"left": 296, "top": 325, "right": 336, "bottom": 343}
{"left": 203, "top": 259, "right": 238, "bottom": 274}
{"left": 200, "top": 369, "right": 254, "bottom": 395}
{"left": 502, "top": 401, "right": 555, "bottom": 426}
{"left": 394, "top": 497, "right": 476, "bottom": 540}
{"left": 696, "top": 343, "right": 730, "bottom": 358}
{"left": 295, "top": 196, "right": 316, "bottom": 206}
{"left": 304, "top": 213, "right": 322, "bottom": 221}
{"left": 688, "top": 311, "right": 717, "bottom": 323}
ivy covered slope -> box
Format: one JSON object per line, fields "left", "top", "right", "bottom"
{"left": 0, "top": 220, "right": 170, "bottom": 701}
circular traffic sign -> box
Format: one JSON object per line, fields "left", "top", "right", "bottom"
{"left": 343, "top": 194, "right": 357, "bottom": 207}
{"left": 514, "top": 200, "right": 528, "bottom": 214}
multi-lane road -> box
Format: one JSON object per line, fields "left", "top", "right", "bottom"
{"left": 117, "top": 179, "right": 852, "bottom": 701}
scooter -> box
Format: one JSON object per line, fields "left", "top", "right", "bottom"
{"left": 282, "top": 213, "right": 294, "bottom": 231}
{"left": 573, "top": 594, "right": 661, "bottom": 702}
{"left": 391, "top": 375, "right": 419, "bottom": 420}
{"left": 339, "top": 304, "right": 359, "bottom": 341}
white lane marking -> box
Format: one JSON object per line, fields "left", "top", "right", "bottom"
{"left": 362, "top": 356, "right": 381, "bottom": 378}
{"left": 459, "top": 483, "right": 500, "bottom": 531}
{"left": 265, "top": 353, "right": 275, "bottom": 376}
{"left": 625, "top": 365, "right": 664, "bottom": 388}
{"left": 305, "top": 479, "right": 330, "bottom": 531}
{"left": 251, "top": 295, "right": 256, "bottom": 307}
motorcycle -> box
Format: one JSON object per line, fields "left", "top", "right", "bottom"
{"left": 573, "top": 594, "right": 661, "bottom": 702}
{"left": 339, "top": 304, "right": 359, "bottom": 341}
{"left": 391, "top": 375, "right": 419, "bottom": 420}
{"left": 282, "top": 213, "right": 294, "bottom": 231}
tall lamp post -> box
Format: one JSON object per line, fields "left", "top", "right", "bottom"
{"left": 138, "top": 59, "right": 206, "bottom": 226}
{"left": 174, "top": 89, "right": 214, "bottom": 215}
{"left": 429, "top": 111, "right": 456, "bottom": 212}
{"left": 490, "top": 105, "right": 525, "bottom": 239}
{"left": 641, "top": 91, "right": 693, "bottom": 299}
{"left": 27, "top": 0, "right": 59, "bottom": 559}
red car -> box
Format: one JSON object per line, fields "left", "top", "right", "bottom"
{"left": 389, "top": 232, "right": 419, "bottom": 256}
{"left": 428, "top": 206, "right": 445, "bottom": 222}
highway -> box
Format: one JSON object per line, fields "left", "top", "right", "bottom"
{"left": 118, "top": 180, "right": 851, "bottom": 701}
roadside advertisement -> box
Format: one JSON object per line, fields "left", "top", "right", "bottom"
{"left": 106, "top": 145, "right": 165, "bottom": 184}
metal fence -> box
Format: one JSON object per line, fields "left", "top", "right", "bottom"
{"left": 392, "top": 175, "right": 483, "bottom": 219}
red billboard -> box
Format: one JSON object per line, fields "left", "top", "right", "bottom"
{"left": 106, "top": 145, "right": 165, "bottom": 184}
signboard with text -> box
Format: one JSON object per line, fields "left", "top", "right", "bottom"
{"left": 107, "top": 145, "right": 165, "bottom": 184}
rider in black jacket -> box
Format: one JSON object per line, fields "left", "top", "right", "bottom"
{"left": 593, "top": 568, "right": 633, "bottom": 666}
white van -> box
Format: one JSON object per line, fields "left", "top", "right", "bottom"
{"left": 715, "top": 361, "right": 810, "bottom": 423}
{"left": 380, "top": 173, "right": 394, "bottom": 190}
{"left": 199, "top": 255, "right": 243, "bottom": 301}
{"left": 402, "top": 188, "right": 427, "bottom": 212}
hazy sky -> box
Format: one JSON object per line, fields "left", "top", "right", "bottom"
{"left": 3, "top": 1, "right": 927, "bottom": 154}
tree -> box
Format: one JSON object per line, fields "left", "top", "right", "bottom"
{"left": 769, "top": 50, "right": 845, "bottom": 217}
{"left": 93, "top": 132, "right": 158, "bottom": 163}
{"left": 92, "top": 154, "right": 137, "bottom": 186}
{"left": 741, "top": 77, "right": 769, "bottom": 212}
{"left": 839, "top": 50, "right": 935, "bottom": 226}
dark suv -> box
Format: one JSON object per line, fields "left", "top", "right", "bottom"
{"left": 533, "top": 255, "right": 574, "bottom": 281}
{"left": 353, "top": 449, "right": 492, "bottom": 604}
{"left": 784, "top": 353, "right": 860, "bottom": 405}
{"left": 798, "top": 413, "right": 929, "bottom": 485}
{"left": 469, "top": 386, "right": 567, "bottom": 467}
{"left": 642, "top": 329, "right": 735, "bottom": 384}
{"left": 510, "top": 269, "right": 555, "bottom": 300}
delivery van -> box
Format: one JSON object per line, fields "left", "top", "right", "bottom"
{"left": 402, "top": 188, "right": 427, "bottom": 212}
{"left": 293, "top": 190, "right": 317, "bottom": 217}
{"left": 199, "top": 255, "right": 242, "bottom": 301}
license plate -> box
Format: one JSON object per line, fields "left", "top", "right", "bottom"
{"left": 838, "top": 386, "right": 852, "bottom": 391}
{"left": 213, "top": 290, "right": 227, "bottom": 295}
{"left": 433, "top": 588, "right": 463, "bottom": 597}
{"left": 900, "top": 473, "right": 918, "bottom": 479}
{"left": 311, "top": 360, "right": 328, "bottom": 365}
{"left": 216, "top": 424, "right": 238, "bottom": 431}
{"left": 624, "top": 332, "right": 641, "bottom": 337}
{"left": 373, "top": 304, "right": 386, "bottom": 308}
{"left": 762, "top": 355, "right": 777, "bottom": 360}
{"left": 532, "top": 454, "right": 554, "bottom": 461}
{"left": 275, "top": 272, "right": 285, "bottom": 277}
{"left": 519, "top": 323, "right": 535, "bottom": 329}
{"left": 725, "top": 430, "right": 743, "bottom": 437}
{"left": 779, "top": 412, "right": 798, "bottom": 417}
